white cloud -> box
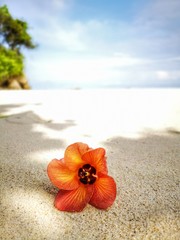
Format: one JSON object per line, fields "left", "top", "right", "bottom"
{"left": 31, "top": 20, "right": 87, "bottom": 51}
{"left": 151, "top": 0, "right": 180, "bottom": 22}
{"left": 27, "top": 54, "right": 143, "bottom": 85}
{"left": 26, "top": 51, "right": 180, "bottom": 88}
{"left": 3, "top": 0, "right": 180, "bottom": 88}
{"left": 23, "top": 0, "right": 180, "bottom": 58}
{"left": 156, "top": 71, "right": 169, "bottom": 81}
{"left": 155, "top": 70, "right": 180, "bottom": 83}
{"left": 170, "top": 71, "right": 180, "bottom": 81}
{"left": 52, "top": 0, "right": 66, "bottom": 9}
{"left": 136, "top": 0, "right": 180, "bottom": 26}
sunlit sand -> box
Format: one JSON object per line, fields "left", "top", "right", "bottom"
{"left": 1, "top": 89, "right": 180, "bottom": 239}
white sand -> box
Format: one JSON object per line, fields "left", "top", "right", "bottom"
{"left": 0, "top": 89, "right": 180, "bottom": 240}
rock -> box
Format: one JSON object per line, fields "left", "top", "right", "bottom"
{"left": 8, "top": 79, "right": 22, "bottom": 89}
{"left": 18, "top": 75, "right": 31, "bottom": 89}
{"left": 0, "top": 75, "right": 31, "bottom": 90}
{"left": 18, "top": 76, "right": 27, "bottom": 85}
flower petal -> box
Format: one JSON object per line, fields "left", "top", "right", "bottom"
{"left": 64, "top": 142, "right": 90, "bottom": 171}
{"left": 54, "top": 184, "right": 94, "bottom": 212}
{"left": 47, "top": 159, "right": 79, "bottom": 190}
{"left": 89, "top": 173, "right": 116, "bottom": 209}
{"left": 82, "top": 148, "right": 108, "bottom": 174}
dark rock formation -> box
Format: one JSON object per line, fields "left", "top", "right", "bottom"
{"left": 0, "top": 75, "right": 31, "bottom": 90}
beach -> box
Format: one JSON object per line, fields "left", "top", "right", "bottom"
{"left": 0, "top": 89, "right": 180, "bottom": 239}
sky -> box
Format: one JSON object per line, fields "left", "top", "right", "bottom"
{"left": 1, "top": 0, "right": 180, "bottom": 89}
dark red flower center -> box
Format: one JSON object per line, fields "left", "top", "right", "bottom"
{"left": 78, "top": 164, "right": 97, "bottom": 184}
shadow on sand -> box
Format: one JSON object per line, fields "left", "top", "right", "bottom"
{"left": 0, "top": 104, "right": 76, "bottom": 197}
{"left": 1, "top": 103, "right": 180, "bottom": 239}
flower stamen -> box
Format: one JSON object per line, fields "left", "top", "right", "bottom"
{"left": 78, "top": 164, "right": 97, "bottom": 184}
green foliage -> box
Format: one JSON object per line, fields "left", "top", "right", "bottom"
{"left": 0, "top": 46, "right": 23, "bottom": 84}
{"left": 0, "top": 5, "right": 36, "bottom": 87}
{"left": 0, "top": 5, "right": 36, "bottom": 51}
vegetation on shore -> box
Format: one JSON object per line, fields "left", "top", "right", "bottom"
{"left": 0, "top": 5, "right": 36, "bottom": 89}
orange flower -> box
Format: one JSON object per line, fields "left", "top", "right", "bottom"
{"left": 47, "top": 142, "right": 116, "bottom": 212}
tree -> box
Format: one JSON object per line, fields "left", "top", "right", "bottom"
{"left": 0, "top": 45, "right": 23, "bottom": 84}
{"left": 0, "top": 5, "right": 36, "bottom": 89}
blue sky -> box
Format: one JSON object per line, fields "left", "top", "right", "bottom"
{"left": 2, "top": 0, "right": 180, "bottom": 89}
